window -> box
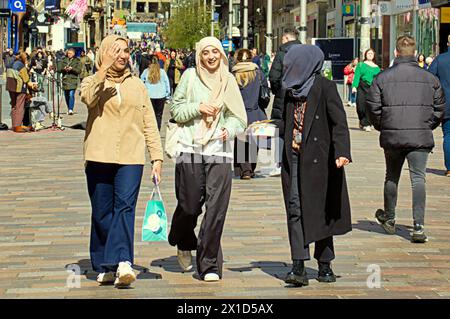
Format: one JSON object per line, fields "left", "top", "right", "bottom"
{"left": 149, "top": 3, "right": 158, "bottom": 13}
{"left": 122, "top": 0, "right": 131, "bottom": 10}
{"left": 137, "top": 2, "right": 146, "bottom": 13}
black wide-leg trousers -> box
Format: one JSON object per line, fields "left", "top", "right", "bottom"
{"left": 168, "top": 152, "right": 232, "bottom": 279}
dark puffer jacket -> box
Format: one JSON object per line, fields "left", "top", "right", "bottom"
{"left": 269, "top": 40, "right": 301, "bottom": 124}
{"left": 366, "top": 56, "right": 446, "bottom": 150}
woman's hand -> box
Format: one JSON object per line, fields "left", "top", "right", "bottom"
{"left": 217, "top": 128, "right": 229, "bottom": 141}
{"left": 199, "top": 103, "right": 218, "bottom": 116}
{"left": 335, "top": 157, "right": 350, "bottom": 168}
{"left": 151, "top": 160, "right": 163, "bottom": 185}
{"left": 100, "top": 42, "right": 121, "bottom": 71}
{"left": 352, "top": 87, "right": 357, "bottom": 94}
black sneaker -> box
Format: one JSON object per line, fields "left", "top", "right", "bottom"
{"left": 375, "top": 209, "right": 396, "bottom": 235}
{"left": 411, "top": 224, "right": 428, "bottom": 243}
{"left": 285, "top": 260, "right": 309, "bottom": 287}
{"left": 317, "top": 262, "right": 336, "bottom": 283}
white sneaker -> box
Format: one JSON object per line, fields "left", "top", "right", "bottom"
{"left": 96, "top": 272, "right": 116, "bottom": 284}
{"left": 114, "top": 261, "right": 136, "bottom": 287}
{"left": 68, "top": 110, "right": 74, "bottom": 115}
{"left": 269, "top": 166, "right": 281, "bottom": 177}
{"left": 204, "top": 273, "right": 220, "bottom": 282}
{"left": 364, "top": 126, "right": 372, "bottom": 132}
{"left": 177, "top": 249, "right": 193, "bottom": 271}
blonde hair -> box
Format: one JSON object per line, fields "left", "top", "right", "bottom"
{"left": 147, "top": 59, "right": 161, "bottom": 84}
{"left": 235, "top": 70, "right": 256, "bottom": 88}
{"left": 234, "top": 48, "right": 257, "bottom": 87}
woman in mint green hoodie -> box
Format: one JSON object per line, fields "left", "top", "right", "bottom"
{"left": 168, "top": 37, "right": 247, "bottom": 282}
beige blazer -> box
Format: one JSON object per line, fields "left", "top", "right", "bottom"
{"left": 80, "top": 73, "right": 164, "bottom": 165}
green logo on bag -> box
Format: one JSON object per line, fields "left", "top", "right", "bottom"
{"left": 142, "top": 198, "right": 168, "bottom": 242}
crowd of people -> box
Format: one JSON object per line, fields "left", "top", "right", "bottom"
{"left": 2, "top": 30, "right": 449, "bottom": 290}
{"left": 2, "top": 46, "right": 96, "bottom": 131}
{"left": 343, "top": 50, "right": 437, "bottom": 132}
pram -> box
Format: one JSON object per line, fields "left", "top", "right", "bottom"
{"left": 25, "top": 96, "right": 52, "bottom": 131}
{"left": 24, "top": 73, "right": 52, "bottom": 131}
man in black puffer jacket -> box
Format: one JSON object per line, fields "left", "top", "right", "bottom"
{"left": 269, "top": 28, "right": 301, "bottom": 124}
{"left": 268, "top": 28, "right": 301, "bottom": 176}
{"left": 367, "top": 36, "right": 445, "bottom": 243}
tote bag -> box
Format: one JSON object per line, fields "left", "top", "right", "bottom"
{"left": 164, "top": 70, "right": 194, "bottom": 158}
{"left": 142, "top": 183, "right": 167, "bottom": 242}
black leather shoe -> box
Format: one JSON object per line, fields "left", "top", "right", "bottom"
{"left": 318, "top": 262, "right": 336, "bottom": 283}
{"left": 285, "top": 260, "right": 309, "bottom": 287}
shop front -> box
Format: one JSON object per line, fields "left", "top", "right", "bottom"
{"left": 380, "top": 0, "right": 440, "bottom": 63}
{"left": 432, "top": 0, "right": 450, "bottom": 53}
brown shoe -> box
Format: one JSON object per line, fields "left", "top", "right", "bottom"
{"left": 13, "top": 126, "right": 31, "bottom": 133}
{"left": 445, "top": 171, "right": 450, "bottom": 177}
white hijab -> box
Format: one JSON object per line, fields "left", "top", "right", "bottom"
{"left": 194, "top": 37, "right": 247, "bottom": 145}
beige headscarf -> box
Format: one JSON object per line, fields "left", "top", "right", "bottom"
{"left": 95, "top": 35, "right": 131, "bottom": 84}
{"left": 231, "top": 62, "right": 258, "bottom": 73}
{"left": 194, "top": 37, "right": 247, "bottom": 145}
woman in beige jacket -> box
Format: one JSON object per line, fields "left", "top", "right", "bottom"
{"left": 80, "top": 35, "right": 164, "bottom": 288}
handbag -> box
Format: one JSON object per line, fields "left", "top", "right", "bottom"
{"left": 142, "top": 183, "right": 167, "bottom": 242}
{"left": 164, "top": 118, "right": 181, "bottom": 159}
{"left": 258, "top": 71, "right": 270, "bottom": 110}
{"left": 164, "top": 70, "right": 194, "bottom": 158}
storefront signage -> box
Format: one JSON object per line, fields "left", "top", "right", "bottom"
{"left": 430, "top": 0, "right": 450, "bottom": 7}
{"left": 8, "top": 0, "right": 25, "bottom": 12}
{"left": 0, "top": 0, "right": 11, "bottom": 17}
{"left": 342, "top": 4, "right": 354, "bottom": 17}
{"left": 379, "top": 0, "right": 421, "bottom": 15}
{"left": 394, "top": 0, "right": 417, "bottom": 14}
{"left": 418, "top": 0, "right": 432, "bottom": 8}
{"left": 379, "top": 2, "right": 393, "bottom": 15}
{"left": 441, "top": 7, "right": 450, "bottom": 23}
{"left": 45, "top": 0, "right": 60, "bottom": 11}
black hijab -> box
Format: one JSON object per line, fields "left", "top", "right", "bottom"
{"left": 282, "top": 44, "right": 324, "bottom": 99}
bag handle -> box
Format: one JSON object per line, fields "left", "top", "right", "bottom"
{"left": 150, "top": 182, "right": 163, "bottom": 202}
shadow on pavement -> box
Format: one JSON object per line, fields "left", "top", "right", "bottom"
{"left": 151, "top": 256, "right": 195, "bottom": 274}
{"left": 352, "top": 220, "right": 412, "bottom": 241}
{"left": 227, "top": 261, "right": 318, "bottom": 282}
{"left": 66, "top": 259, "right": 162, "bottom": 281}
{"left": 426, "top": 168, "right": 447, "bottom": 176}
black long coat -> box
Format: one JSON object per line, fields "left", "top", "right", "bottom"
{"left": 280, "top": 75, "right": 352, "bottom": 245}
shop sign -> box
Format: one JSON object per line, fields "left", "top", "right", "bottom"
{"left": 418, "top": 0, "right": 431, "bottom": 7}
{"left": 8, "top": 0, "right": 26, "bottom": 12}
{"left": 0, "top": 9, "right": 11, "bottom": 18}
{"left": 430, "top": 0, "right": 449, "bottom": 7}
{"left": 379, "top": 2, "right": 393, "bottom": 15}
{"left": 45, "top": 0, "right": 60, "bottom": 11}
{"left": 342, "top": 4, "right": 354, "bottom": 17}
{"left": 441, "top": 7, "right": 450, "bottom": 23}
{"left": 394, "top": 0, "right": 417, "bottom": 14}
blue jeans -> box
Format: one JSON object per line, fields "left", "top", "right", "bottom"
{"left": 347, "top": 84, "right": 356, "bottom": 104}
{"left": 443, "top": 119, "right": 450, "bottom": 171}
{"left": 64, "top": 89, "right": 76, "bottom": 112}
{"left": 85, "top": 162, "right": 144, "bottom": 273}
